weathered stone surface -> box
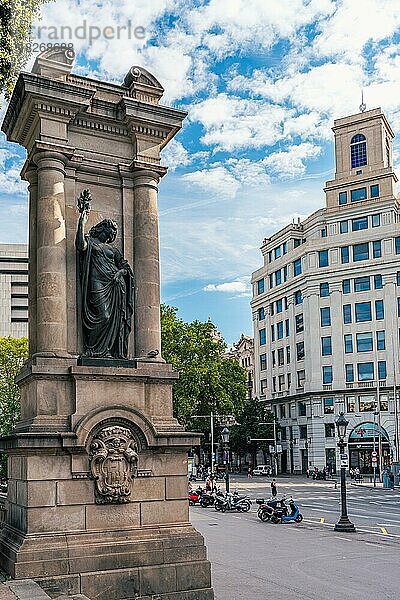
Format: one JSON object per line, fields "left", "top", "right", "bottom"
{"left": 27, "top": 506, "right": 85, "bottom": 533}
{"left": 85, "top": 503, "right": 140, "bottom": 531}
{"left": 141, "top": 500, "right": 189, "bottom": 527}
{"left": 166, "top": 476, "right": 188, "bottom": 500}
{"left": 56, "top": 480, "right": 94, "bottom": 506}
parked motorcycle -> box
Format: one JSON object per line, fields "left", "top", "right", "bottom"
{"left": 200, "top": 487, "right": 220, "bottom": 508}
{"left": 270, "top": 498, "right": 303, "bottom": 524}
{"left": 214, "top": 491, "right": 252, "bottom": 513}
{"left": 188, "top": 486, "right": 204, "bottom": 506}
{"left": 256, "top": 497, "right": 287, "bottom": 522}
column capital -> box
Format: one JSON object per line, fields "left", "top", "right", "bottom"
{"left": 30, "top": 142, "right": 75, "bottom": 169}
{"left": 21, "top": 160, "right": 38, "bottom": 185}
{"left": 130, "top": 161, "right": 167, "bottom": 181}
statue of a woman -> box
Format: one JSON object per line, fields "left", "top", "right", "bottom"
{"left": 75, "top": 193, "right": 134, "bottom": 359}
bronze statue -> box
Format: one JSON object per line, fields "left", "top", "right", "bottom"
{"left": 75, "top": 190, "right": 134, "bottom": 359}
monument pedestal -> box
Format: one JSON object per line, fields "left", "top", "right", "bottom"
{"left": 0, "top": 359, "right": 212, "bottom": 599}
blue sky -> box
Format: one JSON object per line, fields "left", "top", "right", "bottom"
{"left": 2, "top": 0, "right": 400, "bottom": 345}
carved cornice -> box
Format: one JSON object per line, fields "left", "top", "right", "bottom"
{"left": 72, "top": 116, "right": 129, "bottom": 137}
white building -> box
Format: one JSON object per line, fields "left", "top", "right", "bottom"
{"left": 251, "top": 107, "right": 400, "bottom": 475}
{"left": 0, "top": 244, "right": 28, "bottom": 338}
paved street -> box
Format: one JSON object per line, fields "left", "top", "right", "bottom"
{"left": 190, "top": 476, "right": 400, "bottom": 600}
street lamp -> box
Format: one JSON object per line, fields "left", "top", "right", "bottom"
{"left": 334, "top": 412, "right": 356, "bottom": 533}
{"left": 221, "top": 426, "right": 230, "bottom": 493}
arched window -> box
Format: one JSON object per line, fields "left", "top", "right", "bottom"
{"left": 351, "top": 133, "right": 367, "bottom": 168}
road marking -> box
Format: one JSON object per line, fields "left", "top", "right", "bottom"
{"left": 380, "top": 527, "right": 389, "bottom": 535}
{"left": 320, "top": 517, "right": 325, "bottom": 523}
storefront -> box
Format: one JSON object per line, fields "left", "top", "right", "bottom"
{"left": 348, "top": 422, "right": 391, "bottom": 474}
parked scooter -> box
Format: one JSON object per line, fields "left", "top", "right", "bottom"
{"left": 188, "top": 486, "right": 204, "bottom": 506}
{"left": 270, "top": 497, "right": 303, "bottom": 524}
{"left": 214, "top": 491, "right": 252, "bottom": 513}
{"left": 200, "top": 487, "right": 220, "bottom": 508}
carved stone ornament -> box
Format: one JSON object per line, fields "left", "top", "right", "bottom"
{"left": 89, "top": 425, "right": 139, "bottom": 504}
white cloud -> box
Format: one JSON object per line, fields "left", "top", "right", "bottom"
{"left": 182, "top": 165, "right": 240, "bottom": 198}
{"left": 263, "top": 142, "right": 321, "bottom": 178}
{"left": 204, "top": 279, "right": 250, "bottom": 295}
{"left": 161, "top": 139, "right": 191, "bottom": 171}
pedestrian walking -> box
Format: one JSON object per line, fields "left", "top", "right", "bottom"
{"left": 247, "top": 466, "right": 252, "bottom": 479}
{"left": 271, "top": 478, "right": 277, "bottom": 497}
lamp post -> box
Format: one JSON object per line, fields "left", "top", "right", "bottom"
{"left": 221, "top": 426, "right": 230, "bottom": 493}
{"left": 334, "top": 413, "right": 356, "bottom": 532}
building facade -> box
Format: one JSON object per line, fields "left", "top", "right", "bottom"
{"left": 0, "top": 244, "right": 28, "bottom": 338}
{"left": 225, "top": 334, "right": 254, "bottom": 400}
{"left": 251, "top": 107, "right": 400, "bottom": 475}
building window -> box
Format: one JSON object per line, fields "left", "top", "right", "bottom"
{"left": 321, "top": 336, "right": 332, "bottom": 356}
{"left": 356, "top": 332, "right": 373, "bottom": 352}
{"left": 380, "top": 394, "right": 389, "bottom": 411}
{"left": 354, "top": 276, "right": 370, "bottom": 292}
{"left": 275, "top": 246, "right": 282, "bottom": 259}
{"left": 319, "top": 250, "right": 329, "bottom": 267}
{"left": 277, "top": 321, "right": 284, "bottom": 340}
{"left": 341, "top": 246, "right": 350, "bottom": 264}
{"left": 294, "top": 290, "right": 303, "bottom": 305}
{"left": 324, "top": 397, "right": 334, "bottom": 414}
{"left": 297, "top": 370, "right": 305, "bottom": 388}
{"left": 342, "top": 279, "right": 351, "bottom": 294}
{"left": 398, "top": 297, "right": 400, "bottom": 317}
{"left": 370, "top": 184, "right": 379, "bottom": 198}
{"left": 295, "top": 313, "right": 304, "bottom": 333}
{"left": 374, "top": 274, "right": 383, "bottom": 289}
{"left": 375, "top": 299, "right": 384, "bottom": 320}
{"left": 272, "top": 377, "right": 276, "bottom": 392}
{"left": 260, "top": 353, "right": 267, "bottom": 371}
{"left": 261, "top": 379, "right": 268, "bottom": 394}
{"left": 278, "top": 375, "right": 285, "bottom": 391}
{"left": 350, "top": 187, "right": 367, "bottom": 202}
{"left": 296, "top": 341, "right": 305, "bottom": 361}
{"left": 355, "top": 301, "right": 372, "bottom": 322}
{"left": 285, "top": 319, "right": 290, "bottom": 337}
{"left": 373, "top": 240, "right": 382, "bottom": 258}
{"left": 257, "top": 279, "right": 265, "bottom": 294}
{"left": 346, "top": 395, "right": 356, "bottom": 412}
{"left": 294, "top": 238, "right": 301, "bottom": 248}
{"left": 278, "top": 348, "right": 284, "bottom": 366}
{"left": 353, "top": 243, "right": 369, "bottom": 261}
{"left": 344, "top": 334, "right": 353, "bottom": 353}
{"left": 276, "top": 299, "right": 283, "bottom": 313}
{"left": 320, "top": 307, "right": 331, "bottom": 327}
{"left": 343, "top": 304, "right": 352, "bottom": 324}
{"left": 339, "top": 191, "right": 348, "bottom": 205}
{"left": 376, "top": 330, "right": 385, "bottom": 350}
{"left": 320, "top": 282, "right": 330, "bottom": 297}
{"left": 293, "top": 258, "right": 302, "bottom": 277}
{"left": 345, "top": 364, "right": 354, "bottom": 382}
{"left": 271, "top": 324, "right": 275, "bottom": 342}
{"left": 378, "top": 361, "right": 387, "bottom": 380}
{"left": 283, "top": 242, "right": 287, "bottom": 254}
{"left": 357, "top": 362, "right": 374, "bottom": 381}
{"left": 395, "top": 237, "right": 400, "bottom": 255}
{"left": 325, "top": 423, "right": 336, "bottom": 437}
{"left": 321, "top": 227, "right": 327, "bottom": 238}
{"left": 286, "top": 346, "right": 291, "bottom": 363}
{"left": 279, "top": 403, "right": 286, "bottom": 418}
{"left": 269, "top": 274, "right": 274, "bottom": 289}
{"left": 359, "top": 395, "right": 375, "bottom": 411}
{"left": 275, "top": 270, "right": 282, "bottom": 286}
{"left": 281, "top": 427, "right": 287, "bottom": 441}
{"left": 268, "top": 251, "right": 273, "bottom": 263}
{"left": 340, "top": 220, "right": 348, "bottom": 234}
{"left": 298, "top": 401, "right": 306, "bottom": 416}
{"left": 259, "top": 328, "right": 266, "bottom": 346}
{"left": 323, "top": 366, "right": 333, "bottom": 384}
{"left": 299, "top": 425, "right": 308, "bottom": 439}
{"left": 372, "top": 214, "right": 381, "bottom": 227}
{"left": 270, "top": 302, "right": 275, "bottom": 316}
{"left": 352, "top": 217, "right": 368, "bottom": 231}
{"left": 351, "top": 134, "right": 367, "bottom": 168}
{"left": 283, "top": 265, "right": 288, "bottom": 281}
{"left": 258, "top": 307, "right": 265, "bottom": 320}
{"left": 272, "top": 350, "right": 276, "bottom": 366}
{"left": 284, "top": 296, "right": 288, "bottom": 310}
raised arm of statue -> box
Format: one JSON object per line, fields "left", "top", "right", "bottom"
{"left": 75, "top": 211, "right": 88, "bottom": 252}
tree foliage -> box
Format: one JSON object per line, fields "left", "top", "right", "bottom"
{"left": 0, "top": 0, "right": 51, "bottom": 98}
{"left": 229, "top": 397, "right": 275, "bottom": 466}
{"left": 161, "top": 304, "right": 247, "bottom": 429}
{"left": 0, "top": 336, "right": 28, "bottom": 477}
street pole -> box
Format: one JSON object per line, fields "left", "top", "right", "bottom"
{"left": 273, "top": 420, "right": 277, "bottom": 476}
{"left": 334, "top": 413, "right": 356, "bottom": 533}
{"left": 373, "top": 411, "right": 377, "bottom": 487}
{"left": 211, "top": 411, "right": 214, "bottom": 475}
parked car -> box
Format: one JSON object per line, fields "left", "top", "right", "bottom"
{"left": 252, "top": 465, "right": 272, "bottom": 476}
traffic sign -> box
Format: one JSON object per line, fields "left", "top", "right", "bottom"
{"left": 372, "top": 451, "right": 378, "bottom": 458}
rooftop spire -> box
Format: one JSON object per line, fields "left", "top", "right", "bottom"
{"left": 359, "top": 89, "right": 366, "bottom": 113}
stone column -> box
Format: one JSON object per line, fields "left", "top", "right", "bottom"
{"left": 24, "top": 167, "right": 38, "bottom": 356}
{"left": 133, "top": 169, "right": 162, "bottom": 358}
{"left": 34, "top": 151, "right": 69, "bottom": 357}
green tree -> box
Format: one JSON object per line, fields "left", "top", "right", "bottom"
{"left": 229, "top": 397, "right": 275, "bottom": 467}
{"left": 0, "top": 0, "right": 52, "bottom": 98}
{"left": 0, "top": 336, "right": 28, "bottom": 477}
{"left": 161, "top": 304, "right": 247, "bottom": 428}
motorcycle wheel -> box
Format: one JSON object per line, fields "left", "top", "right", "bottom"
{"left": 241, "top": 501, "right": 251, "bottom": 513}
{"left": 214, "top": 503, "right": 222, "bottom": 512}
{"left": 270, "top": 515, "right": 280, "bottom": 524}
{"left": 189, "top": 500, "right": 195, "bottom": 506}
{"left": 221, "top": 504, "right": 227, "bottom": 513}
{"left": 295, "top": 514, "right": 303, "bottom": 523}
{"left": 259, "top": 510, "right": 270, "bottom": 522}
{"left": 200, "top": 499, "right": 209, "bottom": 508}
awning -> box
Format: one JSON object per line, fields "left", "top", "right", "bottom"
{"left": 349, "top": 422, "right": 389, "bottom": 441}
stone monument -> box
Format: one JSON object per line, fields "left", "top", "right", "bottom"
{"left": 0, "top": 48, "right": 213, "bottom": 600}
